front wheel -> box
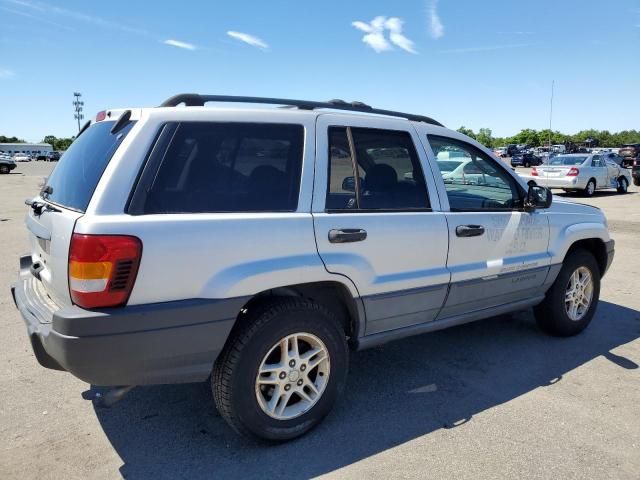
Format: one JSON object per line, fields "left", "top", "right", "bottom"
{"left": 0, "top": 165, "right": 9, "bottom": 174}
{"left": 634, "top": 177, "right": 640, "bottom": 187}
{"left": 617, "top": 177, "right": 628, "bottom": 194}
{"left": 534, "top": 249, "right": 600, "bottom": 336}
{"left": 212, "top": 298, "right": 348, "bottom": 442}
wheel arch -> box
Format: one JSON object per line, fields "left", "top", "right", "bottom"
{"left": 228, "top": 280, "right": 364, "bottom": 350}
{"left": 565, "top": 238, "right": 608, "bottom": 277}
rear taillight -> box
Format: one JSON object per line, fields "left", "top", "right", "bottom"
{"left": 567, "top": 167, "right": 580, "bottom": 176}
{"left": 69, "top": 234, "right": 142, "bottom": 309}
{"left": 531, "top": 167, "right": 538, "bottom": 176}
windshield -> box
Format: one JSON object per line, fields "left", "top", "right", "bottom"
{"left": 549, "top": 155, "right": 587, "bottom": 166}
{"left": 42, "top": 120, "right": 136, "bottom": 212}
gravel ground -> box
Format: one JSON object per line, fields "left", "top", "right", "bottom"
{"left": 1, "top": 162, "right": 638, "bottom": 480}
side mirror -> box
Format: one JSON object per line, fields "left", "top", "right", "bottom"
{"left": 341, "top": 176, "right": 364, "bottom": 192}
{"left": 525, "top": 184, "right": 552, "bottom": 211}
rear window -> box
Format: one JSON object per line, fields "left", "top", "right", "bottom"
{"left": 549, "top": 155, "right": 587, "bottom": 166}
{"left": 42, "top": 121, "right": 135, "bottom": 212}
{"left": 136, "top": 122, "right": 304, "bottom": 214}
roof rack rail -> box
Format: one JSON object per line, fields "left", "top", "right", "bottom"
{"left": 159, "top": 94, "right": 443, "bottom": 127}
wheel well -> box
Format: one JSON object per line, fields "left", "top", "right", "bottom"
{"left": 567, "top": 239, "right": 607, "bottom": 276}
{"left": 232, "top": 281, "right": 360, "bottom": 346}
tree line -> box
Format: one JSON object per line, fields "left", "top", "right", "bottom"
{"left": 456, "top": 127, "right": 640, "bottom": 149}
{"left": 0, "top": 135, "right": 75, "bottom": 151}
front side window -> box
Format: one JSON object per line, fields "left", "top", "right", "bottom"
{"left": 428, "top": 135, "right": 522, "bottom": 211}
{"left": 326, "top": 127, "right": 429, "bottom": 211}
{"left": 140, "top": 122, "right": 304, "bottom": 213}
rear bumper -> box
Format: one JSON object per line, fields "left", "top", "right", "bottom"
{"left": 12, "top": 255, "right": 246, "bottom": 386}
{"left": 532, "top": 176, "right": 586, "bottom": 190}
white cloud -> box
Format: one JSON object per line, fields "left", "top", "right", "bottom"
{"left": 385, "top": 17, "right": 416, "bottom": 54}
{"left": 0, "top": 68, "right": 15, "bottom": 78}
{"left": 427, "top": 0, "right": 444, "bottom": 39}
{"left": 227, "top": 31, "right": 269, "bottom": 50}
{"left": 6, "top": 0, "right": 149, "bottom": 36}
{"left": 352, "top": 16, "right": 416, "bottom": 54}
{"left": 163, "top": 39, "right": 196, "bottom": 51}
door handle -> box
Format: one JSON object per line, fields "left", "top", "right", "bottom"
{"left": 455, "top": 225, "right": 485, "bottom": 237}
{"left": 328, "top": 229, "right": 367, "bottom": 243}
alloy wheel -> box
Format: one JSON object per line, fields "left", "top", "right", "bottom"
{"left": 255, "top": 332, "right": 330, "bottom": 420}
{"left": 564, "top": 266, "right": 594, "bottom": 321}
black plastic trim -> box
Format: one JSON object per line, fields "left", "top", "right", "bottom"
{"left": 158, "top": 93, "right": 444, "bottom": 126}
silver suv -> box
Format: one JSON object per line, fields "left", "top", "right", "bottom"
{"left": 12, "top": 94, "right": 615, "bottom": 441}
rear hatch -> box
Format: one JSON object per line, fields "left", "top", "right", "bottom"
{"left": 26, "top": 119, "right": 136, "bottom": 307}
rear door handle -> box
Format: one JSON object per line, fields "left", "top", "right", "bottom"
{"left": 328, "top": 229, "right": 367, "bottom": 243}
{"left": 455, "top": 225, "right": 485, "bottom": 237}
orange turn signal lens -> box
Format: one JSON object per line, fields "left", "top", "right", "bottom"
{"left": 69, "top": 261, "right": 112, "bottom": 280}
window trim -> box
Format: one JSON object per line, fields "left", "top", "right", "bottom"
{"left": 325, "top": 125, "right": 432, "bottom": 214}
{"left": 427, "top": 134, "right": 526, "bottom": 213}
{"left": 127, "top": 121, "right": 305, "bottom": 215}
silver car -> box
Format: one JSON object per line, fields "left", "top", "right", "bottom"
{"left": 525, "top": 153, "right": 631, "bottom": 196}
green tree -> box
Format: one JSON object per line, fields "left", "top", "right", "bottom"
{"left": 42, "top": 135, "right": 57, "bottom": 147}
{"left": 476, "top": 128, "right": 493, "bottom": 147}
{"left": 456, "top": 126, "right": 476, "bottom": 139}
{"left": 0, "top": 135, "right": 25, "bottom": 143}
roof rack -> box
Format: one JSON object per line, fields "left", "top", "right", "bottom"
{"left": 159, "top": 94, "right": 443, "bottom": 127}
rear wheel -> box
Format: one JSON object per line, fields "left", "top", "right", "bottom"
{"left": 534, "top": 249, "right": 600, "bottom": 336}
{"left": 583, "top": 179, "right": 596, "bottom": 197}
{"left": 212, "top": 298, "right": 348, "bottom": 442}
{"left": 617, "top": 177, "right": 628, "bottom": 194}
{"left": 524, "top": 160, "right": 530, "bottom": 168}
{"left": 634, "top": 177, "right": 640, "bottom": 187}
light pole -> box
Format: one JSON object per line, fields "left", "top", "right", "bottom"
{"left": 73, "top": 92, "right": 84, "bottom": 134}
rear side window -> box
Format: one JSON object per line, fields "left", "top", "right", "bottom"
{"left": 138, "top": 123, "right": 304, "bottom": 213}
{"left": 326, "top": 127, "right": 429, "bottom": 211}
{"left": 42, "top": 121, "right": 136, "bottom": 212}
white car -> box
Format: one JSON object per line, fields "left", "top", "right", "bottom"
{"left": 12, "top": 153, "right": 31, "bottom": 162}
{"left": 12, "top": 94, "right": 614, "bottom": 442}
{"left": 523, "top": 153, "right": 631, "bottom": 196}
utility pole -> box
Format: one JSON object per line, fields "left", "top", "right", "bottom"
{"left": 548, "top": 80, "right": 554, "bottom": 151}
{"left": 73, "top": 92, "right": 84, "bottom": 133}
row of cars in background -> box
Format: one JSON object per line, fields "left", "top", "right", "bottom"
{"left": 3, "top": 151, "right": 61, "bottom": 162}
{"left": 495, "top": 143, "right": 640, "bottom": 167}
{"left": 0, "top": 150, "right": 62, "bottom": 174}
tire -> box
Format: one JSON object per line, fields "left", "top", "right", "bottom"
{"left": 212, "top": 297, "right": 348, "bottom": 442}
{"left": 524, "top": 161, "right": 530, "bottom": 168}
{"left": 634, "top": 177, "right": 640, "bottom": 187}
{"left": 0, "top": 165, "right": 9, "bottom": 174}
{"left": 534, "top": 249, "right": 600, "bottom": 337}
{"left": 583, "top": 179, "right": 596, "bottom": 197}
{"left": 617, "top": 177, "right": 628, "bottom": 194}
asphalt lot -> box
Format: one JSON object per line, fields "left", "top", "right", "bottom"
{"left": 1, "top": 162, "right": 638, "bottom": 479}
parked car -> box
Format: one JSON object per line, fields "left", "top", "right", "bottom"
{"left": 35, "top": 153, "right": 49, "bottom": 161}
{"left": 524, "top": 153, "right": 631, "bottom": 196}
{"left": 632, "top": 158, "right": 640, "bottom": 186}
{"left": 494, "top": 147, "right": 507, "bottom": 157}
{"left": 619, "top": 144, "right": 640, "bottom": 167}
{"left": 12, "top": 153, "right": 31, "bottom": 162}
{"left": 46, "top": 151, "right": 61, "bottom": 161}
{"left": 0, "top": 156, "right": 17, "bottom": 174}
{"left": 510, "top": 152, "right": 543, "bottom": 168}
{"left": 12, "top": 94, "right": 614, "bottom": 442}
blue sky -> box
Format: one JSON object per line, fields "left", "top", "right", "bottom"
{"left": 1, "top": 0, "right": 639, "bottom": 142}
